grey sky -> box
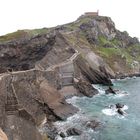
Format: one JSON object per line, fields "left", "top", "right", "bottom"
{"left": 0, "top": 0, "right": 140, "bottom": 39}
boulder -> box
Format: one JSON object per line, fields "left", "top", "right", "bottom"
{"left": 116, "top": 103, "right": 124, "bottom": 109}
{"left": 66, "top": 128, "right": 82, "bottom": 136}
{"left": 86, "top": 120, "right": 101, "bottom": 131}
{"left": 43, "top": 123, "right": 58, "bottom": 140}
{"left": 59, "top": 132, "right": 66, "bottom": 138}
{"left": 105, "top": 86, "right": 117, "bottom": 94}
{"left": 117, "top": 108, "right": 124, "bottom": 115}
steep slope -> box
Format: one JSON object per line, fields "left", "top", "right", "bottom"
{"left": 0, "top": 69, "right": 78, "bottom": 140}
{"left": 1, "top": 14, "right": 139, "bottom": 78}
{"left": 58, "top": 15, "right": 140, "bottom": 76}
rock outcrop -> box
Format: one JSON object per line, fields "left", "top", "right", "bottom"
{"left": 75, "top": 53, "right": 113, "bottom": 85}
{"left": 0, "top": 70, "right": 78, "bottom": 140}
{"left": 116, "top": 103, "right": 124, "bottom": 109}
{"left": 0, "top": 13, "right": 140, "bottom": 140}
{"left": 66, "top": 128, "right": 82, "bottom": 136}
{"left": 86, "top": 120, "right": 102, "bottom": 131}
{"left": 105, "top": 86, "right": 117, "bottom": 94}
{"left": 74, "top": 78, "right": 98, "bottom": 97}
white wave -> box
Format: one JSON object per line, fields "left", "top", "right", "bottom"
{"left": 66, "top": 96, "right": 83, "bottom": 110}
{"left": 98, "top": 89, "right": 105, "bottom": 94}
{"left": 54, "top": 112, "right": 86, "bottom": 132}
{"left": 106, "top": 90, "right": 129, "bottom": 99}
{"left": 114, "top": 92, "right": 128, "bottom": 98}
{"left": 66, "top": 96, "right": 79, "bottom": 104}
{"left": 122, "top": 105, "right": 128, "bottom": 110}
{"left": 66, "top": 137, "right": 76, "bottom": 140}
{"left": 118, "top": 115, "right": 125, "bottom": 119}
{"left": 92, "top": 84, "right": 105, "bottom": 94}
{"left": 102, "top": 104, "right": 128, "bottom": 117}
{"left": 55, "top": 136, "right": 63, "bottom": 140}
{"left": 54, "top": 113, "right": 79, "bottom": 126}
{"left": 102, "top": 108, "right": 117, "bottom": 116}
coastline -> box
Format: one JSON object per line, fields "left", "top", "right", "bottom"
{"left": 115, "top": 72, "right": 140, "bottom": 79}
{"left": 53, "top": 77, "right": 135, "bottom": 140}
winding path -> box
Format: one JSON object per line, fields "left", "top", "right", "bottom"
{"left": 46, "top": 49, "right": 79, "bottom": 71}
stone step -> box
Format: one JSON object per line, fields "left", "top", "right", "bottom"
{"left": 62, "top": 83, "right": 73, "bottom": 86}
{"left": 6, "top": 110, "right": 18, "bottom": 115}
{"left": 61, "top": 75, "right": 73, "bottom": 78}
{"left": 5, "top": 107, "right": 18, "bottom": 111}
{"left": 6, "top": 100, "right": 18, "bottom": 104}
{"left": 6, "top": 104, "right": 18, "bottom": 108}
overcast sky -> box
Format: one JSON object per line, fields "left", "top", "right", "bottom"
{"left": 0, "top": 0, "right": 140, "bottom": 39}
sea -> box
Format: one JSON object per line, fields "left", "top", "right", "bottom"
{"left": 54, "top": 77, "right": 140, "bottom": 140}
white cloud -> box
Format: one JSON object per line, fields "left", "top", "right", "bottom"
{"left": 0, "top": 0, "right": 140, "bottom": 38}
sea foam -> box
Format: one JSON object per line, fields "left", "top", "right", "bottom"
{"left": 102, "top": 105, "right": 128, "bottom": 116}
{"left": 102, "top": 108, "right": 117, "bottom": 116}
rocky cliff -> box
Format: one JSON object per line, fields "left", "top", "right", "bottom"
{"left": 0, "top": 15, "right": 139, "bottom": 78}
{"left": 0, "top": 69, "right": 78, "bottom": 140}
{"left": 0, "top": 14, "right": 140, "bottom": 140}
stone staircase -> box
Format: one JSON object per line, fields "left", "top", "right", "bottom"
{"left": 59, "top": 63, "right": 74, "bottom": 88}
{"left": 60, "top": 72, "right": 74, "bottom": 86}
{"left": 5, "top": 84, "right": 18, "bottom": 115}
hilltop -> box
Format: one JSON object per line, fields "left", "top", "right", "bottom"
{"left": 0, "top": 14, "right": 139, "bottom": 76}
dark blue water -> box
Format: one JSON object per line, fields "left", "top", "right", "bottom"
{"left": 55, "top": 77, "right": 140, "bottom": 140}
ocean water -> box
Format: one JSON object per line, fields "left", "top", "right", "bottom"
{"left": 55, "top": 77, "right": 140, "bottom": 140}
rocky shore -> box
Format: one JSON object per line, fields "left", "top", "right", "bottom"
{"left": 0, "top": 14, "right": 140, "bottom": 140}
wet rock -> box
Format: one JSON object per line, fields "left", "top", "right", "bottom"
{"left": 105, "top": 86, "right": 117, "bottom": 94}
{"left": 43, "top": 123, "right": 58, "bottom": 140}
{"left": 86, "top": 120, "right": 102, "bottom": 131}
{"left": 116, "top": 103, "right": 124, "bottom": 109}
{"left": 117, "top": 108, "right": 124, "bottom": 115}
{"left": 66, "top": 128, "right": 82, "bottom": 136}
{"left": 60, "top": 132, "right": 66, "bottom": 138}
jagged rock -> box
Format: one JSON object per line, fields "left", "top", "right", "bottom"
{"left": 0, "top": 70, "right": 78, "bottom": 140}
{"left": 116, "top": 103, "right": 124, "bottom": 109}
{"left": 86, "top": 120, "right": 102, "bottom": 131}
{"left": 0, "top": 33, "right": 56, "bottom": 73}
{"left": 66, "top": 128, "right": 82, "bottom": 136}
{"left": 43, "top": 123, "right": 58, "bottom": 139}
{"left": 117, "top": 108, "right": 124, "bottom": 115}
{"left": 105, "top": 86, "right": 117, "bottom": 94}
{"left": 60, "top": 132, "right": 66, "bottom": 138}
{"left": 75, "top": 53, "right": 113, "bottom": 86}
{"left": 74, "top": 78, "right": 98, "bottom": 97}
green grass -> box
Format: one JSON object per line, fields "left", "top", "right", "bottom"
{"left": 96, "top": 47, "right": 120, "bottom": 57}
{"left": 111, "top": 38, "right": 121, "bottom": 46}
{"left": 0, "top": 28, "right": 50, "bottom": 43}
{"left": 98, "top": 36, "right": 121, "bottom": 47}
{"left": 0, "top": 30, "right": 27, "bottom": 42}
{"left": 98, "top": 36, "right": 111, "bottom": 46}
{"left": 62, "top": 17, "right": 92, "bottom": 31}
{"left": 96, "top": 47, "right": 134, "bottom": 64}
